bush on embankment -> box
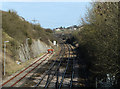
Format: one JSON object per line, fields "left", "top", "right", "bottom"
{"left": 71, "top": 2, "right": 119, "bottom": 87}
{"left": 2, "top": 9, "right": 56, "bottom": 75}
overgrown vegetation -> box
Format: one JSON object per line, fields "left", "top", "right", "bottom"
{"left": 1, "top": 9, "right": 57, "bottom": 76}
{"left": 71, "top": 2, "right": 119, "bottom": 87}
{"left": 2, "top": 9, "right": 55, "bottom": 64}
{"left": 2, "top": 10, "right": 55, "bottom": 44}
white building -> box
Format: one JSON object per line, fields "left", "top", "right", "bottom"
{"left": 55, "top": 28, "right": 61, "bottom": 31}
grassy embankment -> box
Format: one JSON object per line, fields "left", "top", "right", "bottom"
{"left": 2, "top": 10, "right": 56, "bottom": 76}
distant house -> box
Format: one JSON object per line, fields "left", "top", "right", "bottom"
{"left": 66, "top": 25, "right": 78, "bottom": 31}
{"left": 73, "top": 28, "right": 77, "bottom": 30}
{"left": 54, "top": 27, "right": 64, "bottom": 31}
{"left": 54, "top": 25, "right": 80, "bottom": 32}
{"left": 55, "top": 28, "right": 61, "bottom": 31}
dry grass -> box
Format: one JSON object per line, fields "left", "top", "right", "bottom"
{"left": 3, "top": 53, "right": 44, "bottom": 78}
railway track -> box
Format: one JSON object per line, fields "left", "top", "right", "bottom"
{"left": 69, "top": 45, "right": 76, "bottom": 89}
{"left": 56, "top": 44, "right": 74, "bottom": 89}
{"left": 1, "top": 52, "right": 53, "bottom": 87}
{"left": 21, "top": 41, "right": 66, "bottom": 87}
{"left": 1, "top": 40, "right": 78, "bottom": 89}
{"left": 43, "top": 43, "right": 67, "bottom": 88}
{"left": 22, "top": 41, "right": 76, "bottom": 89}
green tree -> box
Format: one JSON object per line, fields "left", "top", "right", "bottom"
{"left": 72, "top": 2, "right": 119, "bottom": 86}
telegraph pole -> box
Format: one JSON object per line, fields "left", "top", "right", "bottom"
{"left": 32, "top": 19, "right": 38, "bottom": 30}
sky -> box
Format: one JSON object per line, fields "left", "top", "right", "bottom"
{"left": 1, "top": 2, "right": 91, "bottom": 29}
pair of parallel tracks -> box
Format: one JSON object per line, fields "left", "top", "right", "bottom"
{"left": 1, "top": 52, "right": 53, "bottom": 87}
{"left": 32, "top": 41, "right": 75, "bottom": 89}
{"left": 1, "top": 40, "right": 76, "bottom": 89}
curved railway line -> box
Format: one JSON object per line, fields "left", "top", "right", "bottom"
{"left": 1, "top": 39, "right": 80, "bottom": 89}
{"left": 56, "top": 43, "right": 76, "bottom": 89}
{"left": 21, "top": 41, "right": 77, "bottom": 89}
{"left": 21, "top": 40, "right": 67, "bottom": 88}
{"left": 1, "top": 52, "right": 53, "bottom": 87}
{"left": 36, "top": 43, "right": 66, "bottom": 88}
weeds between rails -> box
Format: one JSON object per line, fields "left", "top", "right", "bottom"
{"left": 22, "top": 41, "right": 74, "bottom": 89}
{"left": 57, "top": 44, "right": 72, "bottom": 89}
{"left": 34, "top": 41, "right": 66, "bottom": 88}
{"left": 34, "top": 42, "right": 66, "bottom": 88}
{"left": 20, "top": 41, "right": 64, "bottom": 87}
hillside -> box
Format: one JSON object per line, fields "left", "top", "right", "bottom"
{"left": 2, "top": 10, "right": 55, "bottom": 44}
{"left": 2, "top": 10, "right": 56, "bottom": 76}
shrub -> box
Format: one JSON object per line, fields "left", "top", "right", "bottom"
{"left": 71, "top": 2, "right": 119, "bottom": 86}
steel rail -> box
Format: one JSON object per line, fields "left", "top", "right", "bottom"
{"left": 11, "top": 53, "right": 52, "bottom": 87}
{"left": 0, "top": 53, "right": 49, "bottom": 87}
{"left": 20, "top": 43, "right": 63, "bottom": 87}
{"left": 44, "top": 43, "right": 68, "bottom": 88}
{"left": 44, "top": 44, "right": 66, "bottom": 88}
{"left": 69, "top": 45, "right": 75, "bottom": 89}
{"left": 34, "top": 41, "right": 65, "bottom": 88}
{"left": 58, "top": 44, "right": 71, "bottom": 89}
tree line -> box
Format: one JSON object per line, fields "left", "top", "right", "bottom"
{"left": 71, "top": 2, "right": 119, "bottom": 87}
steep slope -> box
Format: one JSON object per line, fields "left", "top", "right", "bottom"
{"left": 2, "top": 10, "right": 56, "bottom": 76}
